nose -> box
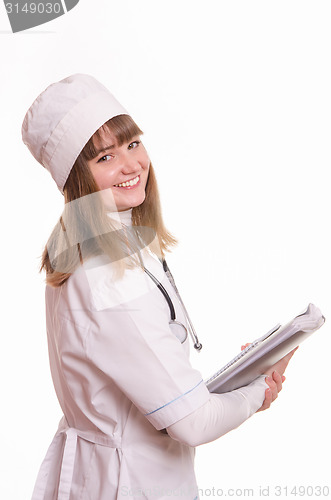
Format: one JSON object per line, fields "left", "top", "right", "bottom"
{"left": 120, "top": 151, "right": 141, "bottom": 175}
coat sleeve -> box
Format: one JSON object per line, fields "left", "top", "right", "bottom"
{"left": 166, "top": 375, "right": 268, "bottom": 447}
{"left": 77, "top": 263, "right": 211, "bottom": 431}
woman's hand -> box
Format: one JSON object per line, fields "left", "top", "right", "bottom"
{"left": 257, "top": 370, "right": 285, "bottom": 412}
{"left": 257, "top": 347, "right": 298, "bottom": 412}
{"left": 241, "top": 343, "right": 298, "bottom": 413}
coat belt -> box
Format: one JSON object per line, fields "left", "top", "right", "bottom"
{"left": 31, "top": 416, "right": 122, "bottom": 500}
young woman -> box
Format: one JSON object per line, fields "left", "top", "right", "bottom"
{"left": 22, "top": 74, "right": 294, "bottom": 500}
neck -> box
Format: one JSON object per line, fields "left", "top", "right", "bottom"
{"left": 106, "top": 207, "right": 133, "bottom": 226}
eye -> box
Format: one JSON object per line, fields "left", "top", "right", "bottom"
{"left": 97, "top": 154, "right": 112, "bottom": 163}
{"left": 128, "top": 140, "right": 141, "bottom": 150}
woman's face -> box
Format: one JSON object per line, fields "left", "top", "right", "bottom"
{"left": 87, "top": 127, "right": 150, "bottom": 212}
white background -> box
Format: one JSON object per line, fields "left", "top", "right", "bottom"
{"left": 1, "top": 1, "right": 330, "bottom": 498}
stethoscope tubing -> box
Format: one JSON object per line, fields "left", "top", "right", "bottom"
{"left": 143, "top": 259, "right": 202, "bottom": 351}
{"left": 143, "top": 266, "right": 176, "bottom": 320}
{"left": 162, "top": 260, "right": 202, "bottom": 351}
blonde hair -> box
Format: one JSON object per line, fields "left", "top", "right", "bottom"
{"left": 40, "top": 115, "right": 177, "bottom": 287}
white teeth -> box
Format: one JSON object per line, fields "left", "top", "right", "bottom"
{"left": 114, "top": 175, "right": 139, "bottom": 188}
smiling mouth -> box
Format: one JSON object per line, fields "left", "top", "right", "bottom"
{"left": 114, "top": 175, "right": 140, "bottom": 188}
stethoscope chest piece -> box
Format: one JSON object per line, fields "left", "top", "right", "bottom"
{"left": 169, "top": 320, "right": 188, "bottom": 344}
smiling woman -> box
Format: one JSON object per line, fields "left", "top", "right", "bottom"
{"left": 37, "top": 112, "right": 177, "bottom": 287}
{"left": 22, "top": 73, "right": 291, "bottom": 500}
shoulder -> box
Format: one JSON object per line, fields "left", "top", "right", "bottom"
{"left": 46, "top": 249, "right": 165, "bottom": 316}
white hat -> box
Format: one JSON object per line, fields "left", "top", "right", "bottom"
{"left": 21, "top": 73, "right": 128, "bottom": 193}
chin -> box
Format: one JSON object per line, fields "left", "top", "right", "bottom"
{"left": 118, "top": 193, "right": 146, "bottom": 211}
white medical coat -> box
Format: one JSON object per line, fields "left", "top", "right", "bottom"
{"left": 31, "top": 239, "right": 211, "bottom": 500}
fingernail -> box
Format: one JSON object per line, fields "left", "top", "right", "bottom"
{"left": 282, "top": 376, "right": 286, "bottom": 382}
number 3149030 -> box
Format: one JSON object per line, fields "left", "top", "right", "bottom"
{"left": 275, "top": 485, "right": 330, "bottom": 496}
{"left": 5, "top": 3, "right": 61, "bottom": 14}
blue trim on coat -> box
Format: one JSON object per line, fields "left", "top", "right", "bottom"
{"left": 144, "top": 379, "right": 204, "bottom": 416}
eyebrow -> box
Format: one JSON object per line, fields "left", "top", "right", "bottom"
{"left": 93, "top": 144, "right": 116, "bottom": 156}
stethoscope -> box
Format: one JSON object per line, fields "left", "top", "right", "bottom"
{"left": 143, "top": 259, "right": 203, "bottom": 351}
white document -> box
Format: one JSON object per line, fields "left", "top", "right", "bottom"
{"left": 205, "top": 303, "right": 325, "bottom": 394}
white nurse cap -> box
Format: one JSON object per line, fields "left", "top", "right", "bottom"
{"left": 21, "top": 73, "right": 128, "bottom": 193}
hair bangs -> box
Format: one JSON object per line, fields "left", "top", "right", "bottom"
{"left": 81, "top": 114, "right": 143, "bottom": 162}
